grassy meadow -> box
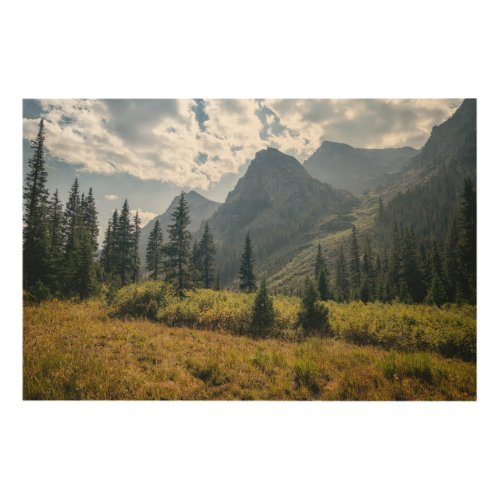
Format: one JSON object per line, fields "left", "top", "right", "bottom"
{"left": 23, "top": 283, "right": 476, "bottom": 400}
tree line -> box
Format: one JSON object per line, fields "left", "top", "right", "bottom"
{"left": 24, "top": 119, "right": 257, "bottom": 300}
{"left": 312, "top": 178, "right": 476, "bottom": 306}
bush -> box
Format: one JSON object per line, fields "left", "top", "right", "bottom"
{"left": 26, "top": 281, "right": 52, "bottom": 304}
{"left": 108, "top": 281, "right": 174, "bottom": 319}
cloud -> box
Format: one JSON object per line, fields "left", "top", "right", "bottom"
{"left": 23, "top": 99, "right": 462, "bottom": 192}
{"left": 104, "top": 194, "right": 118, "bottom": 201}
{"left": 263, "top": 98, "right": 462, "bottom": 151}
{"left": 131, "top": 208, "right": 158, "bottom": 228}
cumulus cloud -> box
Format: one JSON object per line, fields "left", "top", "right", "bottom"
{"left": 23, "top": 98, "right": 462, "bottom": 191}
{"left": 131, "top": 208, "right": 158, "bottom": 228}
{"left": 104, "top": 194, "right": 118, "bottom": 201}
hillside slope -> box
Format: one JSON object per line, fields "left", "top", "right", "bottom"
{"left": 206, "top": 147, "right": 359, "bottom": 284}
{"left": 303, "top": 142, "right": 418, "bottom": 193}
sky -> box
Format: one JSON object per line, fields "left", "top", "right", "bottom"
{"left": 23, "top": 98, "right": 462, "bottom": 241}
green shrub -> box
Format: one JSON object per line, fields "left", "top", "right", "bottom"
{"left": 27, "top": 281, "right": 52, "bottom": 304}
{"left": 108, "top": 281, "right": 175, "bottom": 319}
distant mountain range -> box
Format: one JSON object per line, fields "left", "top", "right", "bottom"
{"left": 303, "top": 141, "right": 418, "bottom": 193}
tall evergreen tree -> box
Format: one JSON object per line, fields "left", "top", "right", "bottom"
{"left": 425, "top": 241, "right": 447, "bottom": 306}
{"left": 146, "top": 218, "right": 163, "bottom": 280}
{"left": 82, "top": 187, "right": 99, "bottom": 253}
{"left": 198, "top": 222, "right": 217, "bottom": 288}
{"left": 314, "top": 244, "right": 329, "bottom": 299}
{"left": 23, "top": 119, "right": 50, "bottom": 289}
{"left": 349, "top": 225, "right": 361, "bottom": 300}
{"left": 443, "top": 218, "right": 459, "bottom": 302}
{"left": 131, "top": 211, "right": 141, "bottom": 283}
{"left": 399, "top": 226, "right": 425, "bottom": 302}
{"left": 334, "top": 243, "right": 350, "bottom": 302}
{"left": 116, "top": 199, "right": 134, "bottom": 285}
{"left": 456, "top": 178, "right": 476, "bottom": 303}
{"left": 45, "top": 190, "right": 65, "bottom": 293}
{"left": 164, "top": 192, "right": 192, "bottom": 292}
{"left": 314, "top": 244, "right": 327, "bottom": 281}
{"left": 239, "top": 232, "right": 256, "bottom": 293}
{"left": 63, "top": 178, "right": 81, "bottom": 256}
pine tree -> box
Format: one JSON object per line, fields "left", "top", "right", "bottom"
{"left": 100, "top": 209, "right": 120, "bottom": 280}
{"left": 191, "top": 240, "right": 202, "bottom": 287}
{"left": 314, "top": 244, "right": 329, "bottom": 299}
{"left": 131, "top": 211, "right": 141, "bottom": 283}
{"left": 389, "top": 222, "right": 401, "bottom": 300}
{"left": 23, "top": 119, "right": 50, "bottom": 289}
{"left": 215, "top": 272, "right": 221, "bottom": 291}
{"left": 82, "top": 187, "right": 99, "bottom": 253}
{"left": 399, "top": 226, "right": 425, "bottom": 303}
{"left": 456, "top": 178, "right": 476, "bottom": 303}
{"left": 317, "top": 269, "right": 329, "bottom": 301}
{"left": 314, "top": 244, "right": 327, "bottom": 281}
{"left": 63, "top": 185, "right": 97, "bottom": 299}
{"left": 239, "top": 232, "right": 256, "bottom": 292}
{"left": 297, "top": 276, "right": 330, "bottom": 336}
{"left": 425, "top": 241, "right": 447, "bottom": 306}
{"left": 443, "top": 219, "right": 459, "bottom": 302}
{"left": 349, "top": 225, "right": 361, "bottom": 300}
{"left": 334, "top": 243, "right": 350, "bottom": 302}
{"left": 45, "top": 190, "right": 65, "bottom": 293}
{"left": 146, "top": 219, "right": 163, "bottom": 280}
{"left": 63, "top": 178, "right": 81, "bottom": 256}
{"left": 164, "top": 192, "right": 192, "bottom": 292}
{"left": 116, "top": 199, "right": 134, "bottom": 285}
{"left": 251, "top": 275, "right": 275, "bottom": 337}
{"left": 198, "top": 222, "right": 217, "bottom": 288}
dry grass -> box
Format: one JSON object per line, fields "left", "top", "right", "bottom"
{"left": 24, "top": 299, "right": 476, "bottom": 400}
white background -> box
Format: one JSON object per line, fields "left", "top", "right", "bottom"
{"left": 1, "top": 1, "right": 498, "bottom": 499}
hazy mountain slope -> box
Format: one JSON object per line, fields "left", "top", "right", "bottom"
{"left": 139, "top": 191, "right": 220, "bottom": 273}
{"left": 268, "top": 99, "right": 476, "bottom": 292}
{"left": 206, "top": 147, "right": 359, "bottom": 284}
{"left": 375, "top": 98, "right": 476, "bottom": 247}
{"left": 303, "top": 142, "right": 418, "bottom": 193}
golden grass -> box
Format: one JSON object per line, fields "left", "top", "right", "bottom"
{"left": 24, "top": 299, "right": 476, "bottom": 400}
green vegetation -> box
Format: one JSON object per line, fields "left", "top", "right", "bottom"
{"left": 24, "top": 299, "right": 476, "bottom": 400}
{"left": 104, "top": 282, "right": 475, "bottom": 362}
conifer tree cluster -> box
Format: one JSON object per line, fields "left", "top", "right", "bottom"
{"left": 100, "top": 200, "right": 141, "bottom": 287}
{"left": 316, "top": 178, "right": 476, "bottom": 306}
{"left": 23, "top": 121, "right": 101, "bottom": 300}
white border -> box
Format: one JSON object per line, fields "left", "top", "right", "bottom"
{"left": 2, "top": 1, "right": 499, "bottom": 499}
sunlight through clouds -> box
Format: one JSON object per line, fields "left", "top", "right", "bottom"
{"left": 23, "top": 98, "right": 462, "bottom": 191}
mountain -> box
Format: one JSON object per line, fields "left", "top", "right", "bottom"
{"left": 139, "top": 191, "right": 220, "bottom": 273}
{"left": 303, "top": 141, "right": 418, "bottom": 193}
{"left": 263, "top": 99, "right": 476, "bottom": 292}
{"left": 205, "top": 147, "right": 359, "bottom": 284}
{"left": 375, "top": 98, "right": 476, "bottom": 248}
